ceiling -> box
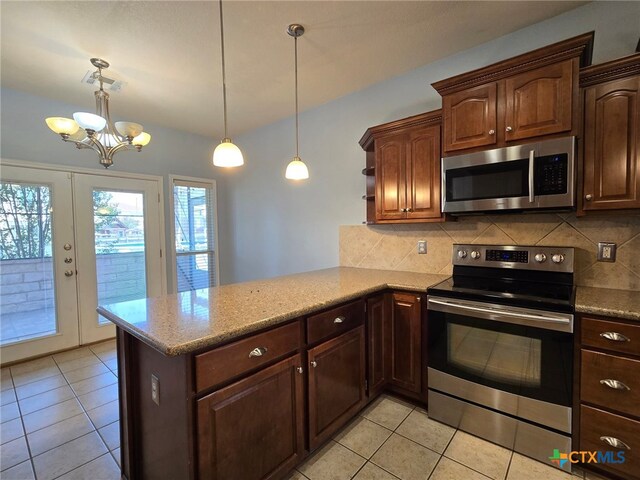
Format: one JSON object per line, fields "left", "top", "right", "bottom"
{"left": 1, "top": 1, "right": 586, "bottom": 139}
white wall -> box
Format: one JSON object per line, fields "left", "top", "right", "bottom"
{"left": 0, "top": 88, "right": 237, "bottom": 288}
{"left": 225, "top": 1, "right": 640, "bottom": 283}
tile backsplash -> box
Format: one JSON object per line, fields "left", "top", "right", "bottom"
{"left": 339, "top": 213, "right": 640, "bottom": 291}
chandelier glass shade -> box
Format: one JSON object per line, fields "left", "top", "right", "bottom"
{"left": 45, "top": 58, "right": 150, "bottom": 169}
{"left": 285, "top": 24, "right": 309, "bottom": 181}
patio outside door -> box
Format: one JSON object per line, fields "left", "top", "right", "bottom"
{"left": 0, "top": 165, "right": 164, "bottom": 362}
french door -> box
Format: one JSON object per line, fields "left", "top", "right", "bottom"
{"left": 0, "top": 165, "right": 164, "bottom": 363}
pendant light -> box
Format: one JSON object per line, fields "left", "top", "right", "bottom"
{"left": 285, "top": 24, "right": 309, "bottom": 181}
{"left": 212, "top": 0, "right": 244, "bottom": 167}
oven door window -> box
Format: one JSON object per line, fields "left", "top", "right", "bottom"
{"left": 445, "top": 159, "right": 529, "bottom": 202}
{"left": 429, "top": 311, "right": 572, "bottom": 407}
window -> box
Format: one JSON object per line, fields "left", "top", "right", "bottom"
{"left": 170, "top": 177, "right": 218, "bottom": 292}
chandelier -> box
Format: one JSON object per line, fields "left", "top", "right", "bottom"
{"left": 45, "top": 58, "right": 150, "bottom": 169}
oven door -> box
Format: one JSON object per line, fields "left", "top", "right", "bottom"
{"left": 427, "top": 296, "right": 573, "bottom": 410}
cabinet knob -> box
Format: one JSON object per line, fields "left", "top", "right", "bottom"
{"left": 334, "top": 316, "right": 345, "bottom": 324}
{"left": 400, "top": 208, "right": 407, "bottom": 212}
{"left": 585, "top": 194, "right": 593, "bottom": 201}
{"left": 600, "top": 332, "right": 630, "bottom": 343}
{"left": 600, "top": 379, "right": 630, "bottom": 391}
{"left": 406, "top": 207, "right": 412, "bottom": 212}
{"left": 310, "top": 361, "right": 318, "bottom": 368}
{"left": 249, "top": 346, "right": 268, "bottom": 358}
{"left": 600, "top": 436, "right": 631, "bottom": 450}
{"left": 296, "top": 367, "right": 304, "bottom": 374}
{"left": 506, "top": 126, "right": 513, "bottom": 133}
{"left": 488, "top": 129, "right": 495, "bottom": 135}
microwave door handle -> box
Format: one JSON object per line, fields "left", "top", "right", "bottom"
{"left": 528, "top": 150, "right": 535, "bottom": 203}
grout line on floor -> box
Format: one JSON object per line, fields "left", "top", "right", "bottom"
{"left": 10, "top": 368, "right": 38, "bottom": 480}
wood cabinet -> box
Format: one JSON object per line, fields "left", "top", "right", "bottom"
{"left": 360, "top": 110, "right": 443, "bottom": 224}
{"left": 580, "top": 54, "right": 640, "bottom": 212}
{"left": 308, "top": 326, "right": 366, "bottom": 450}
{"left": 366, "top": 294, "right": 388, "bottom": 397}
{"left": 434, "top": 33, "right": 594, "bottom": 155}
{"left": 197, "top": 355, "right": 305, "bottom": 480}
{"left": 388, "top": 292, "right": 423, "bottom": 397}
{"left": 578, "top": 314, "right": 640, "bottom": 480}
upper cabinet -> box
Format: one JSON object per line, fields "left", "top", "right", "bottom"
{"left": 360, "top": 110, "right": 443, "bottom": 224}
{"left": 434, "top": 32, "right": 594, "bottom": 155}
{"left": 580, "top": 54, "right": 640, "bottom": 212}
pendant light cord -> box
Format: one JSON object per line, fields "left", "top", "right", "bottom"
{"left": 219, "top": 0, "right": 228, "bottom": 139}
{"left": 294, "top": 34, "right": 299, "bottom": 158}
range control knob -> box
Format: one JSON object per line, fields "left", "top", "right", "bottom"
{"left": 457, "top": 250, "right": 468, "bottom": 259}
{"left": 470, "top": 250, "right": 481, "bottom": 260}
{"left": 534, "top": 253, "right": 547, "bottom": 263}
{"left": 551, "top": 254, "right": 565, "bottom": 264}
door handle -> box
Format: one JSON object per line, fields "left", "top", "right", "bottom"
{"left": 64, "top": 257, "right": 73, "bottom": 264}
{"left": 528, "top": 150, "right": 535, "bottom": 203}
{"left": 64, "top": 270, "right": 74, "bottom": 277}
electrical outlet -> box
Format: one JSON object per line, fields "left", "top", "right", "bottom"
{"left": 418, "top": 240, "right": 427, "bottom": 254}
{"left": 597, "top": 242, "right": 616, "bottom": 262}
{"left": 151, "top": 374, "right": 160, "bottom": 406}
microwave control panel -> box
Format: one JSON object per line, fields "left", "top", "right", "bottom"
{"left": 536, "top": 153, "right": 568, "bottom": 196}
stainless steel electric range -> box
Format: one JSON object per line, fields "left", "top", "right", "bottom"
{"left": 427, "top": 244, "right": 575, "bottom": 471}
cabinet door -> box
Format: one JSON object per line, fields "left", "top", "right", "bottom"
{"left": 197, "top": 355, "right": 304, "bottom": 480}
{"left": 443, "top": 83, "right": 497, "bottom": 152}
{"left": 583, "top": 76, "right": 640, "bottom": 210}
{"left": 389, "top": 292, "right": 422, "bottom": 394}
{"left": 367, "top": 295, "right": 388, "bottom": 397}
{"left": 308, "top": 326, "right": 366, "bottom": 450}
{"left": 375, "top": 134, "right": 407, "bottom": 220}
{"left": 406, "top": 125, "right": 442, "bottom": 219}
{"left": 504, "top": 60, "right": 574, "bottom": 142}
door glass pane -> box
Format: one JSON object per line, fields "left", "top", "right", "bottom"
{"left": 0, "top": 182, "right": 57, "bottom": 344}
{"left": 93, "top": 190, "right": 146, "bottom": 323}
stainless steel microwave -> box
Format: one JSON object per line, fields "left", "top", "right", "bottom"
{"left": 442, "top": 136, "right": 576, "bottom": 214}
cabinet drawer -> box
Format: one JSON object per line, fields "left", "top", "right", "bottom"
{"left": 581, "top": 350, "right": 640, "bottom": 418}
{"left": 195, "top": 321, "right": 300, "bottom": 393}
{"left": 307, "top": 300, "right": 364, "bottom": 344}
{"left": 582, "top": 317, "right": 640, "bottom": 357}
{"left": 580, "top": 405, "right": 640, "bottom": 480}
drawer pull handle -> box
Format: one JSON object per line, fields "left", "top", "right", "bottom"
{"left": 334, "top": 316, "right": 345, "bottom": 324}
{"left": 249, "top": 347, "right": 268, "bottom": 358}
{"left": 600, "top": 332, "right": 630, "bottom": 343}
{"left": 600, "top": 379, "right": 631, "bottom": 391}
{"left": 310, "top": 361, "right": 318, "bottom": 368}
{"left": 600, "top": 436, "right": 631, "bottom": 450}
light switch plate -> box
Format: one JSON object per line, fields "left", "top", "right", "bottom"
{"left": 597, "top": 242, "right": 616, "bottom": 262}
{"left": 151, "top": 374, "right": 160, "bottom": 406}
{"left": 418, "top": 240, "right": 427, "bottom": 254}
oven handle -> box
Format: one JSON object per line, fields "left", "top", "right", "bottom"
{"left": 528, "top": 149, "right": 535, "bottom": 203}
{"left": 427, "top": 297, "right": 573, "bottom": 332}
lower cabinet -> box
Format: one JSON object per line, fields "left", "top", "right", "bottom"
{"left": 308, "top": 325, "right": 366, "bottom": 450}
{"left": 197, "top": 355, "right": 305, "bottom": 480}
{"left": 367, "top": 294, "right": 388, "bottom": 397}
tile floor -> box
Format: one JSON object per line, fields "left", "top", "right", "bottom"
{"left": 2, "top": 345, "right": 611, "bottom": 480}
{"left": 1, "top": 340, "right": 120, "bottom": 479}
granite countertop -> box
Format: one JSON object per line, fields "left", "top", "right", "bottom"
{"left": 97, "top": 267, "right": 447, "bottom": 356}
{"left": 575, "top": 286, "right": 640, "bottom": 322}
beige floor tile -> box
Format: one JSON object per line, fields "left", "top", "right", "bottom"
{"left": 361, "top": 395, "right": 413, "bottom": 430}
{"left": 298, "top": 440, "right": 366, "bottom": 480}
{"left": 286, "top": 470, "right": 309, "bottom": 480}
{"left": 105, "top": 359, "right": 118, "bottom": 372}
{"left": 584, "top": 471, "right": 610, "bottom": 480}
{"left": 62, "top": 363, "right": 110, "bottom": 384}
{"left": 18, "top": 385, "right": 75, "bottom": 415}
{"left": 15, "top": 374, "right": 67, "bottom": 400}
{"left": 78, "top": 383, "right": 118, "bottom": 411}
{"left": 334, "top": 417, "right": 392, "bottom": 459}
{"left": 371, "top": 433, "right": 440, "bottom": 480}
{"left": 86, "top": 400, "right": 119, "bottom": 429}
{"left": 0, "top": 459, "right": 35, "bottom": 479}
{"left": 9, "top": 356, "right": 56, "bottom": 377}
{"left": 52, "top": 347, "right": 94, "bottom": 365}
{"left": 22, "top": 398, "right": 84, "bottom": 434}
{"left": 89, "top": 340, "right": 116, "bottom": 355}
{"left": 0, "top": 388, "right": 17, "bottom": 405}
{"left": 353, "top": 462, "right": 399, "bottom": 480}
{"left": 1, "top": 370, "right": 13, "bottom": 392}
{"left": 11, "top": 365, "right": 61, "bottom": 388}
{"left": 57, "top": 354, "right": 102, "bottom": 373}
{"left": 111, "top": 447, "right": 121, "bottom": 468}
{"left": 32, "top": 431, "right": 108, "bottom": 480}
{"left": 27, "top": 413, "right": 95, "bottom": 456}
{"left": 98, "top": 421, "right": 120, "bottom": 451}
{"left": 0, "top": 436, "right": 30, "bottom": 471}
{"left": 430, "top": 457, "right": 491, "bottom": 480}
{"left": 506, "top": 453, "right": 574, "bottom": 480}
{"left": 96, "top": 350, "right": 117, "bottom": 363}
{"left": 0, "top": 418, "right": 24, "bottom": 445}
{"left": 70, "top": 371, "right": 117, "bottom": 396}
{"left": 56, "top": 452, "right": 120, "bottom": 480}
{"left": 444, "top": 431, "right": 512, "bottom": 480}
{"left": 1, "top": 402, "right": 21, "bottom": 423}
{"left": 396, "top": 409, "right": 455, "bottom": 454}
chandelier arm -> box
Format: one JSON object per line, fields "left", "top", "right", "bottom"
{"left": 84, "top": 134, "right": 108, "bottom": 159}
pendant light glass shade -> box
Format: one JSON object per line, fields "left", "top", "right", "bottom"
{"left": 73, "top": 112, "right": 107, "bottom": 132}
{"left": 285, "top": 156, "right": 309, "bottom": 180}
{"left": 213, "top": 138, "right": 244, "bottom": 167}
{"left": 133, "top": 132, "right": 152, "bottom": 146}
{"left": 115, "top": 121, "right": 143, "bottom": 138}
{"left": 45, "top": 117, "right": 80, "bottom": 135}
